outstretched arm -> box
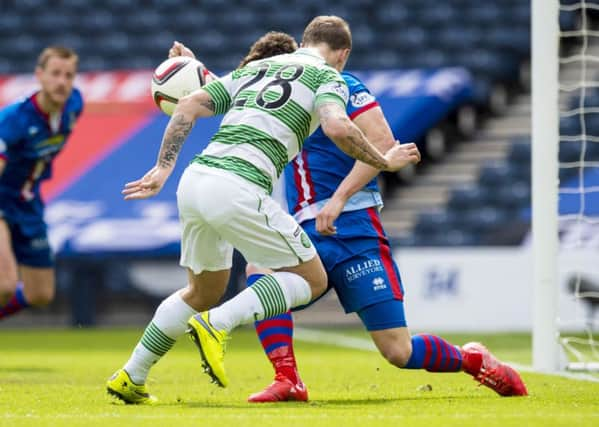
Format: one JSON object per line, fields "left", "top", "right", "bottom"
{"left": 317, "top": 101, "right": 389, "bottom": 170}
{"left": 317, "top": 102, "right": 420, "bottom": 172}
{"left": 315, "top": 105, "right": 420, "bottom": 234}
{"left": 122, "top": 90, "right": 216, "bottom": 200}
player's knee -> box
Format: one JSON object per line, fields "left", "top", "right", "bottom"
{"left": 245, "top": 264, "right": 270, "bottom": 278}
{"left": 381, "top": 344, "right": 412, "bottom": 368}
{"left": 26, "top": 286, "right": 55, "bottom": 307}
{"left": 309, "top": 272, "right": 328, "bottom": 298}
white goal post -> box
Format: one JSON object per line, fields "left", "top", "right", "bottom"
{"left": 531, "top": 0, "right": 560, "bottom": 372}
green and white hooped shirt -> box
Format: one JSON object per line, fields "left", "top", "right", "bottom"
{"left": 192, "top": 48, "right": 349, "bottom": 194}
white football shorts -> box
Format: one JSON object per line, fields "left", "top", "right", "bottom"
{"left": 177, "top": 163, "right": 316, "bottom": 274}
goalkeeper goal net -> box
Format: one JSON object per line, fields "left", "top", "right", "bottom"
{"left": 533, "top": 0, "right": 599, "bottom": 373}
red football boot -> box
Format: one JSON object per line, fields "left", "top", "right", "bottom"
{"left": 461, "top": 342, "right": 528, "bottom": 396}
{"left": 247, "top": 373, "right": 309, "bottom": 403}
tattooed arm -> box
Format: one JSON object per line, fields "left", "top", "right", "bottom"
{"left": 122, "top": 89, "right": 216, "bottom": 200}
{"left": 316, "top": 102, "right": 420, "bottom": 173}
{"left": 317, "top": 101, "right": 388, "bottom": 169}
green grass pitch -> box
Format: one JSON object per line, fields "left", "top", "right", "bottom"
{"left": 1, "top": 328, "right": 598, "bottom": 427}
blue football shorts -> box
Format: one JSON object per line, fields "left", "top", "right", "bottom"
{"left": 1, "top": 208, "right": 53, "bottom": 267}
{"left": 294, "top": 209, "right": 407, "bottom": 330}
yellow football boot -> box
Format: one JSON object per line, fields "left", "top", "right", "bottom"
{"left": 106, "top": 369, "right": 158, "bottom": 405}
{"left": 187, "top": 312, "right": 230, "bottom": 387}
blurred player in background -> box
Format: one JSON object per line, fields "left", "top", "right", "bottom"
{"left": 177, "top": 33, "right": 528, "bottom": 402}
{"left": 0, "top": 46, "right": 82, "bottom": 321}
{"left": 107, "top": 16, "right": 420, "bottom": 404}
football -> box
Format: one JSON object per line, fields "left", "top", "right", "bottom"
{"left": 151, "top": 56, "right": 207, "bottom": 116}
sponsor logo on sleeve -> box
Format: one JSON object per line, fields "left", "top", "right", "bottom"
{"left": 331, "top": 82, "right": 349, "bottom": 103}
{"left": 350, "top": 91, "right": 375, "bottom": 108}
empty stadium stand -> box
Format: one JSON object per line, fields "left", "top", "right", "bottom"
{"left": 5, "top": 0, "right": 593, "bottom": 250}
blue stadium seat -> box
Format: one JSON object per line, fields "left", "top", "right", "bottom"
{"left": 560, "top": 116, "right": 581, "bottom": 136}
{"left": 478, "top": 162, "right": 514, "bottom": 188}
{"left": 494, "top": 181, "right": 531, "bottom": 210}
{"left": 414, "top": 210, "right": 457, "bottom": 235}
{"left": 462, "top": 5, "right": 505, "bottom": 26}
{"left": 447, "top": 186, "right": 485, "bottom": 211}
{"left": 463, "top": 207, "right": 510, "bottom": 233}
{"left": 508, "top": 139, "right": 531, "bottom": 165}
{"left": 0, "top": 13, "right": 26, "bottom": 37}
{"left": 49, "top": 34, "right": 86, "bottom": 54}
{"left": 456, "top": 49, "right": 519, "bottom": 81}
{"left": 78, "top": 56, "right": 109, "bottom": 72}
{"left": 426, "top": 229, "right": 481, "bottom": 246}
{"left": 77, "top": 11, "right": 116, "bottom": 33}
{"left": 374, "top": 3, "right": 409, "bottom": 28}
{"left": 121, "top": 10, "right": 162, "bottom": 34}
{"left": 483, "top": 27, "right": 530, "bottom": 58}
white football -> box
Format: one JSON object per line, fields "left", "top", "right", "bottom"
{"left": 151, "top": 56, "right": 207, "bottom": 116}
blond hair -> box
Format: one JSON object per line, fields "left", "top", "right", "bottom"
{"left": 302, "top": 15, "right": 352, "bottom": 50}
{"left": 37, "top": 46, "right": 79, "bottom": 69}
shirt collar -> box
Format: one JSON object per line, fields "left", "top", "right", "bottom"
{"left": 295, "top": 47, "right": 325, "bottom": 61}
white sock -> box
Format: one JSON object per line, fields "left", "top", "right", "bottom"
{"left": 209, "top": 272, "right": 312, "bottom": 332}
{"left": 124, "top": 289, "right": 197, "bottom": 384}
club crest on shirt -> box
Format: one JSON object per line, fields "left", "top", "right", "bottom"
{"left": 300, "top": 232, "right": 311, "bottom": 248}
{"left": 350, "top": 92, "right": 375, "bottom": 108}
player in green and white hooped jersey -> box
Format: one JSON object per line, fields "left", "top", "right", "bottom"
{"left": 108, "top": 16, "right": 420, "bottom": 400}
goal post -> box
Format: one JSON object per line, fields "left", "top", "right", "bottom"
{"left": 531, "top": 0, "right": 560, "bottom": 372}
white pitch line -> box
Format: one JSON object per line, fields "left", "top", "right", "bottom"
{"left": 294, "top": 327, "right": 599, "bottom": 383}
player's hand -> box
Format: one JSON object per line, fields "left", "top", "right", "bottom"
{"left": 168, "top": 41, "right": 196, "bottom": 59}
{"left": 122, "top": 166, "right": 171, "bottom": 200}
{"left": 316, "top": 197, "right": 345, "bottom": 235}
{"left": 383, "top": 142, "right": 421, "bottom": 172}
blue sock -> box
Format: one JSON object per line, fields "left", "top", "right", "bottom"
{"left": 404, "top": 334, "right": 462, "bottom": 372}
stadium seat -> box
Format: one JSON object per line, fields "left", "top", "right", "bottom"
{"left": 560, "top": 116, "right": 582, "bottom": 136}
{"left": 447, "top": 186, "right": 485, "bottom": 211}
{"left": 463, "top": 207, "right": 511, "bottom": 234}
{"left": 427, "top": 229, "right": 481, "bottom": 247}
{"left": 508, "top": 139, "right": 532, "bottom": 165}
{"left": 494, "top": 182, "right": 531, "bottom": 210}
{"left": 478, "top": 162, "right": 514, "bottom": 188}
{"left": 0, "top": 13, "right": 25, "bottom": 37}
{"left": 414, "top": 210, "right": 457, "bottom": 236}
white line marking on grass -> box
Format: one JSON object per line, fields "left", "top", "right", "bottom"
{"left": 294, "top": 328, "right": 599, "bottom": 383}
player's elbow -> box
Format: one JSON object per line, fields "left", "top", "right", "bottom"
{"left": 321, "top": 119, "right": 349, "bottom": 143}
{"left": 176, "top": 94, "right": 196, "bottom": 115}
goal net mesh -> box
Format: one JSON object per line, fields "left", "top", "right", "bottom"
{"left": 558, "top": 0, "right": 599, "bottom": 372}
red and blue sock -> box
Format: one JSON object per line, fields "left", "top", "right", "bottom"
{"left": 248, "top": 273, "right": 299, "bottom": 383}
{"left": 404, "top": 333, "right": 463, "bottom": 372}
{"left": 0, "top": 281, "right": 30, "bottom": 320}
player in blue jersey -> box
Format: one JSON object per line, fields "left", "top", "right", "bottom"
{"left": 0, "top": 46, "right": 82, "bottom": 321}
{"left": 231, "top": 39, "right": 529, "bottom": 401}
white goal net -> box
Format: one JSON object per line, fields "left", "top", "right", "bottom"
{"left": 534, "top": 0, "right": 599, "bottom": 373}
{"left": 557, "top": 0, "right": 599, "bottom": 372}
